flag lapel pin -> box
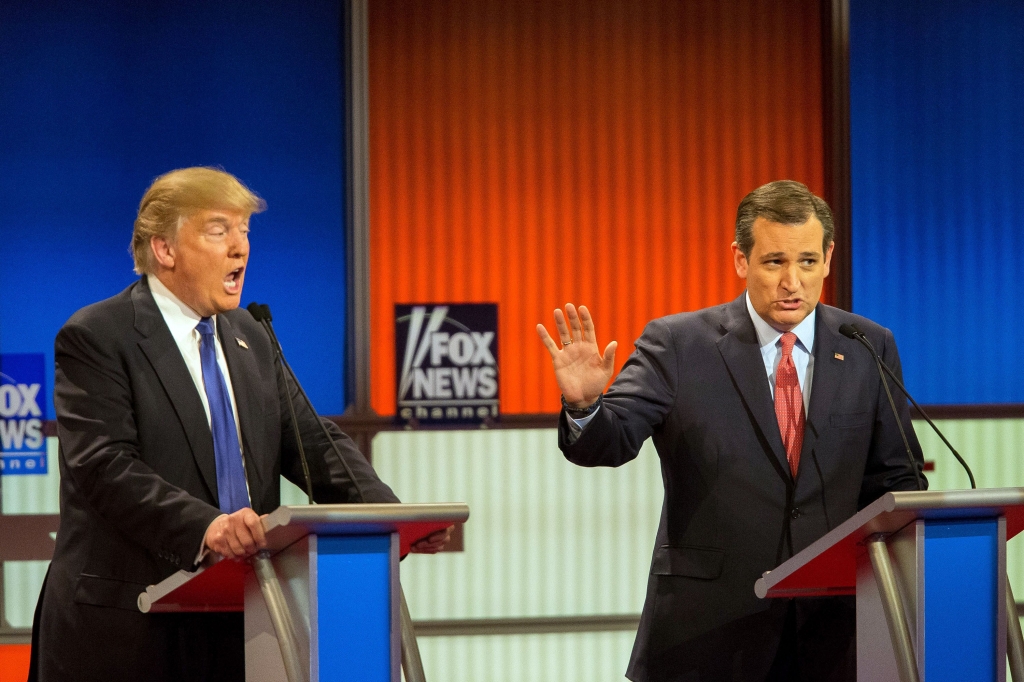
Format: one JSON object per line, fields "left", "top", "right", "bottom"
{"left": 834, "top": 352, "right": 844, "bottom": 361}
{"left": 236, "top": 338, "right": 249, "bottom": 349}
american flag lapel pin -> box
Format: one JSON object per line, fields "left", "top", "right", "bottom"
{"left": 834, "top": 352, "right": 844, "bottom": 361}
{"left": 236, "top": 337, "right": 249, "bottom": 349}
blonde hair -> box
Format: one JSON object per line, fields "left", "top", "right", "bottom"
{"left": 131, "top": 167, "right": 266, "bottom": 275}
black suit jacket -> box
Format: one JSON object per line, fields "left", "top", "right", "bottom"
{"left": 33, "top": 278, "right": 398, "bottom": 682}
{"left": 560, "top": 295, "right": 926, "bottom": 682}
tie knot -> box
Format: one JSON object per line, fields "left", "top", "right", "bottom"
{"left": 196, "top": 317, "right": 215, "bottom": 338}
{"left": 779, "top": 332, "right": 798, "bottom": 356}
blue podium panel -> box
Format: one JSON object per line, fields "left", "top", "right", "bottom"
{"left": 924, "top": 519, "right": 1000, "bottom": 682}
{"left": 317, "top": 535, "right": 396, "bottom": 682}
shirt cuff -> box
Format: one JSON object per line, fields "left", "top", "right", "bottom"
{"left": 194, "top": 541, "right": 209, "bottom": 567}
{"left": 565, "top": 406, "right": 601, "bottom": 443}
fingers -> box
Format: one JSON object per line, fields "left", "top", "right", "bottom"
{"left": 410, "top": 526, "right": 453, "bottom": 554}
{"left": 579, "top": 305, "right": 596, "bottom": 343}
{"left": 225, "top": 533, "right": 247, "bottom": 558}
{"left": 244, "top": 510, "right": 268, "bottom": 549}
{"left": 536, "top": 323, "right": 560, "bottom": 357}
{"left": 602, "top": 341, "right": 618, "bottom": 373}
{"left": 204, "top": 509, "right": 268, "bottom": 560}
{"left": 553, "top": 308, "right": 571, "bottom": 344}
{"left": 564, "top": 303, "right": 584, "bottom": 343}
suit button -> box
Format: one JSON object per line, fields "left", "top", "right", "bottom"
{"left": 791, "top": 508, "right": 802, "bottom": 519}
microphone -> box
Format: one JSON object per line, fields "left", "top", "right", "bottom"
{"left": 838, "top": 323, "right": 924, "bottom": 491}
{"left": 838, "top": 324, "right": 976, "bottom": 489}
{"left": 246, "top": 302, "right": 368, "bottom": 503}
{"left": 248, "top": 303, "right": 313, "bottom": 504}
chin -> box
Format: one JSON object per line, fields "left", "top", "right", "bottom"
{"left": 774, "top": 311, "right": 808, "bottom": 327}
{"left": 212, "top": 297, "right": 242, "bottom": 313}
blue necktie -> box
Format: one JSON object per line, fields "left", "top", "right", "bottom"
{"left": 196, "top": 317, "right": 250, "bottom": 513}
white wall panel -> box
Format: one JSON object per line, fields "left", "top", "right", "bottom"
{"left": 404, "top": 630, "right": 636, "bottom": 682}
{"left": 2, "top": 436, "right": 60, "bottom": 514}
{"left": 913, "top": 419, "right": 1024, "bottom": 594}
{"left": 371, "top": 428, "right": 664, "bottom": 621}
{"left": 2, "top": 437, "right": 59, "bottom": 627}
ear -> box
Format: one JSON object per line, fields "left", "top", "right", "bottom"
{"left": 731, "top": 242, "right": 749, "bottom": 279}
{"left": 822, "top": 241, "right": 835, "bottom": 278}
{"left": 151, "top": 235, "right": 175, "bottom": 270}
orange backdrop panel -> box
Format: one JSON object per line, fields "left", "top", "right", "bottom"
{"left": 0, "top": 645, "right": 30, "bottom": 682}
{"left": 369, "top": 0, "right": 826, "bottom": 415}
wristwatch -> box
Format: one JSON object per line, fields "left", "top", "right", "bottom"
{"left": 561, "top": 394, "right": 602, "bottom": 419}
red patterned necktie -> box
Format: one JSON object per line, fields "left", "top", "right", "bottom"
{"left": 775, "top": 332, "right": 805, "bottom": 477}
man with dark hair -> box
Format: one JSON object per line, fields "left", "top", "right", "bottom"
{"left": 537, "top": 180, "right": 925, "bottom": 682}
{"left": 31, "top": 167, "right": 448, "bottom": 682}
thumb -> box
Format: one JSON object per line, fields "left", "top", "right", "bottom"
{"left": 602, "top": 341, "right": 618, "bottom": 373}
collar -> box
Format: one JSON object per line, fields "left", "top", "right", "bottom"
{"left": 744, "top": 291, "right": 816, "bottom": 354}
{"left": 147, "top": 274, "right": 215, "bottom": 338}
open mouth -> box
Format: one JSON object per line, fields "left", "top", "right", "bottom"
{"left": 223, "top": 267, "right": 244, "bottom": 295}
{"left": 776, "top": 298, "right": 802, "bottom": 310}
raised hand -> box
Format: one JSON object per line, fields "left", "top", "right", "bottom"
{"left": 536, "top": 303, "right": 617, "bottom": 408}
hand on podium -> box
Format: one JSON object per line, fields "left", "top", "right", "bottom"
{"left": 536, "top": 303, "right": 617, "bottom": 409}
{"left": 204, "top": 508, "right": 269, "bottom": 560}
{"left": 409, "top": 526, "right": 453, "bottom": 554}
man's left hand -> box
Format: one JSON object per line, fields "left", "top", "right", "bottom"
{"left": 409, "top": 526, "right": 453, "bottom": 554}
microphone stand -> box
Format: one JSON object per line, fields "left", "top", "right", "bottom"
{"left": 840, "top": 324, "right": 975, "bottom": 489}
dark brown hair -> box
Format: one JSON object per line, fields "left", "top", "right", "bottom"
{"left": 734, "top": 180, "right": 834, "bottom": 257}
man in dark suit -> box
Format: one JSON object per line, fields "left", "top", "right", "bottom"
{"left": 537, "top": 180, "right": 926, "bottom": 682}
{"left": 31, "top": 167, "right": 447, "bottom": 682}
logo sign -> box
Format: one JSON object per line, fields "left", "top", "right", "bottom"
{"left": 0, "top": 353, "right": 47, "bottom": 475}
{"left": 396, "top": 304, "right": 498, "bottom": 424}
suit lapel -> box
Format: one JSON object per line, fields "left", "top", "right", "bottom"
{"left": 716, "top": 296, "right": 790, "bottom": 477}
{"left": 132, "top": 280, "right": 219, "bottom": 500}
{"left": 801, "top": 306, "right": 846, "bottom": 462}
{"left": 216, "top": 314, "right": 265, "bottom": 494}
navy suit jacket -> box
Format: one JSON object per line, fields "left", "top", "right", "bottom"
{"left": 33, "top": 278, "right": 398, "bottom": 682}
{"left": 560, "top": 294, "right": 926, "bottom": 682}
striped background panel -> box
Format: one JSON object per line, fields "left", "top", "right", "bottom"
{"left": 5, "top": 423, "right": 1024, "bottom": 680}
{"left": 367, "top": 0, "right": 829, "bottom": 415}
{"left": 849, "top": 0, "right": 1024, "bottom": 404}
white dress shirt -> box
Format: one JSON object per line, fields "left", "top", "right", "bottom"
{"left": 567, "top": 293, "right": 816, "bottom": 435}
{"left": 745, "top": 292, "right": 815, "bottom": 413}
{"left": 148, "top": 275, "right": 249, "bottom": 562}
{"left": 147, "top": 275, "right": 243, "bottom": 444}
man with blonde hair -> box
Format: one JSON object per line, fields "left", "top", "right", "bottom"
{"left": 30, "top": 167, "right": 447, "bottom": 681}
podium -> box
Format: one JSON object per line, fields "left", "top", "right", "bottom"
{"left": 754, "top": 488, "right": 1024, "bottom": 682}
{"left": 138, "top": 503, "right": 470, "bottom": 682}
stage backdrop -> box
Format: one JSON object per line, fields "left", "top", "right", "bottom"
{"left": 0, "top": 0, "right": 351, "bottom": 417}
{"left": 368, "top": 0, "right": 830, "bottom": 415}
{"left": 850, "top": 0, "right": 1024, "bottom": 405}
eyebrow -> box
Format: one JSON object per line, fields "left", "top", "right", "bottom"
{"left": 203, "top": 216, "right": 248, "bottom": 229}
{"left": 760, "top": 251, "right": 820, "bottom": 260}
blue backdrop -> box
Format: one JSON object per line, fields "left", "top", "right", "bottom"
{"left": 850, "top": 0, "right": 1024, "bottom": 405}
{"left": 0, "top": 0, "right": 350, "bottom": 416}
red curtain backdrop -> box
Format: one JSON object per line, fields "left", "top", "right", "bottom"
{"left": 369, "top": 0, "right": 827, "bottom": 415}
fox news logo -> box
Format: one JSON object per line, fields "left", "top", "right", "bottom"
{"left": 0, "top": 353, "right": 47, "bottom": 475}
{"left": 396, "top": 304, "right": 498, "bottom": 424}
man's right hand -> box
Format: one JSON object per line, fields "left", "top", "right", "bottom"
{"left": 203, "top": 508, "right": 268, "bottom": 560}
{"left": 536, "top": 303, "right": 617, "bottom": 408}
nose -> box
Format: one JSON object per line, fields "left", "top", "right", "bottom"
{"left": 228, "top": 227, "right": 249, "bottom": 258}
{"left": 780, "top": 264, "right": 800, "bottom": 293}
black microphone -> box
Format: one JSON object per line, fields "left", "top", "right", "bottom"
{"left": 248, "top": 303, "right": 314, "bottom": 504}
{"left": 839, "top": 324, "right": 976, "bottom": 489}
{"left": 838, "top": 323, "right": 924, "bottom": 491}
{"left": 246, "top": 302, "right": 368, "bottom": 504}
